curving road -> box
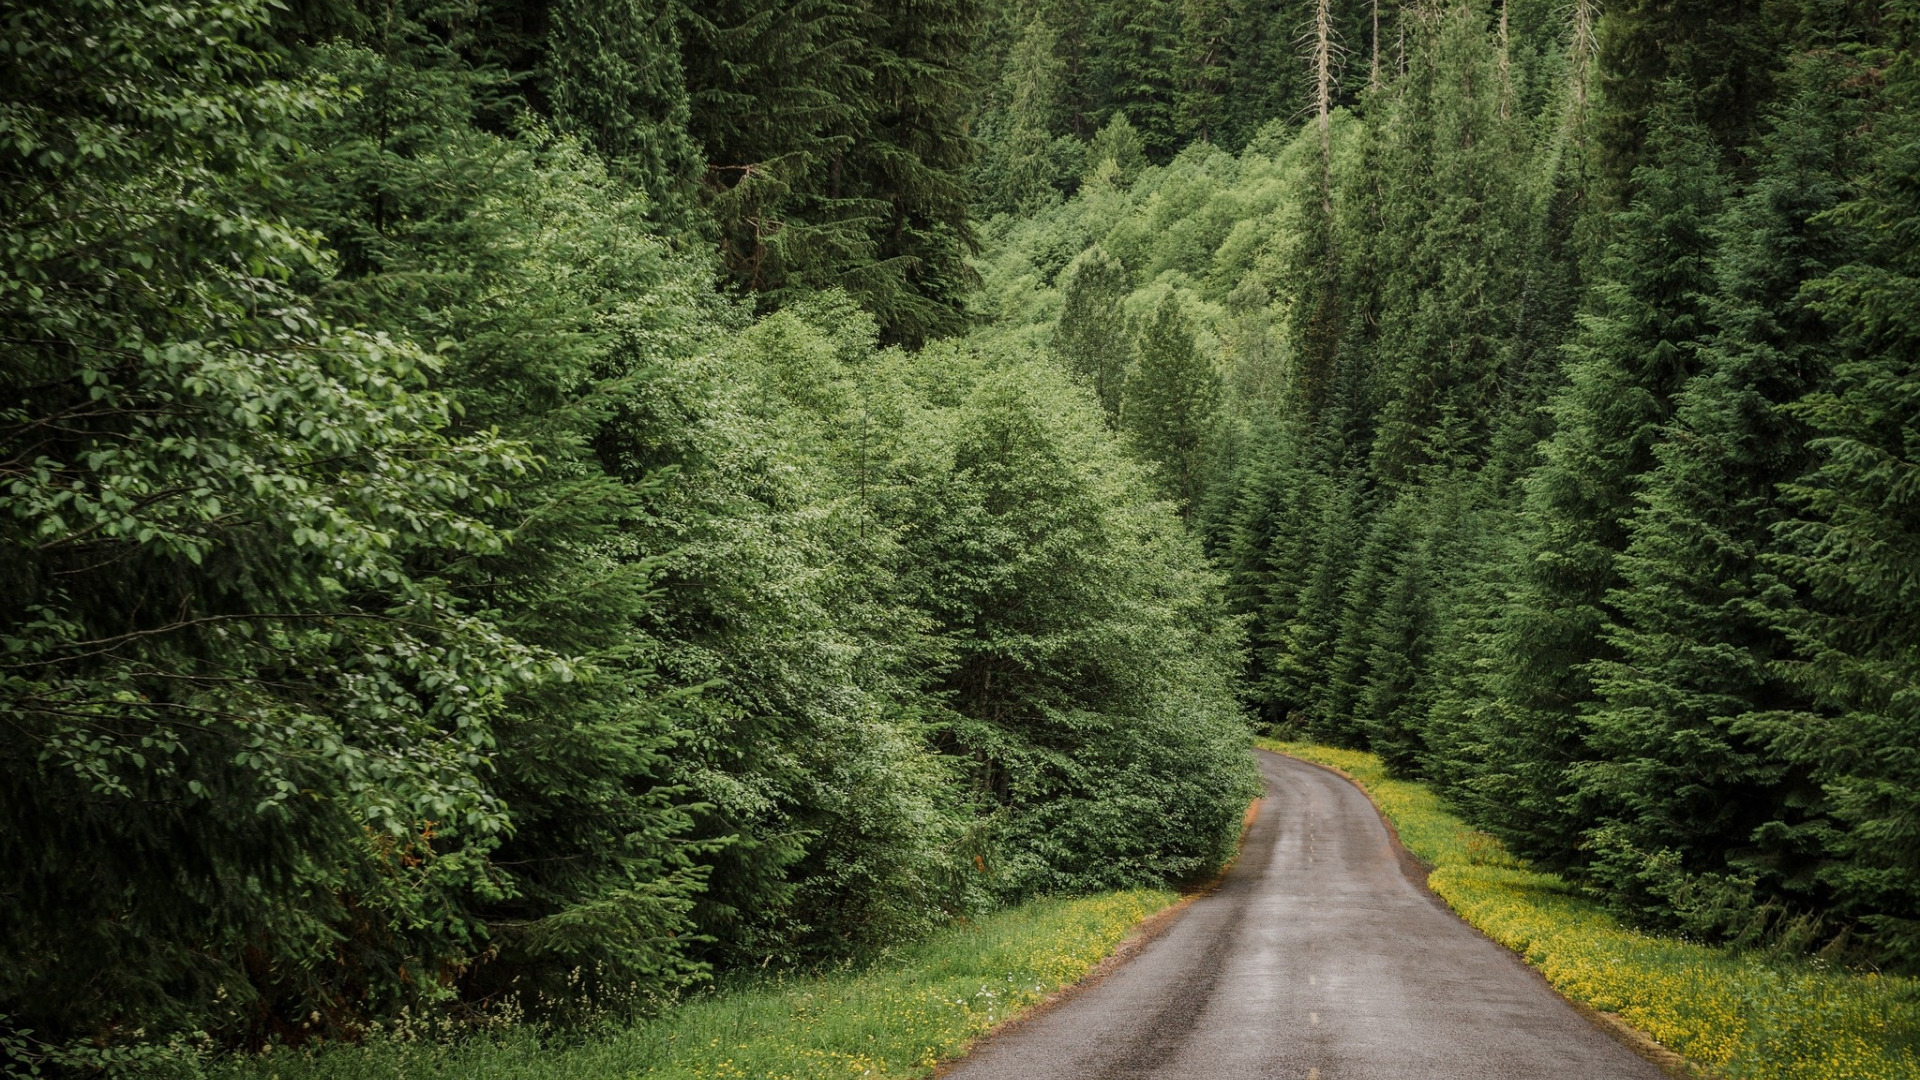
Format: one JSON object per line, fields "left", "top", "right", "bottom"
{"left": 943, "top": 750, "right": 1668, "bottom": 1080}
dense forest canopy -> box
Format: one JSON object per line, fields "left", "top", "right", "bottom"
{"left": 3, "top": 0, "right": 1919, "bottom": 1069}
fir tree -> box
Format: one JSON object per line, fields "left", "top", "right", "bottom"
{"left": 1124, "top": 292, "right": 1222, "bottom": 512}
{"left": 1174, "top": 0, "right": 1234, "bottom": 144}
{"left": 980, "top": 17, "right": 1080, "bottom": 214}
{"left": 1472, "top": 106, "right": 1726, "bottom": 868}
{"left": 1757, "top": 9, "right": 1920, "bottom": 967}
{"left": 682, "top": 0, "right": 985, "bottom": 345}
{"left": 1089, "top": 0, "right": 1183, "bottom": 158}
{"left": 1086, "top": 109, "right": 1152, "bottom": 182}
{"left": 545, "top": 0, "right": 701, "bottom": 208}
{"left": 1055, "top": 243, "right": 1135, "bottom": 420}
{"left": 1575, "top": 67, "right": 1858, "bottom": 938}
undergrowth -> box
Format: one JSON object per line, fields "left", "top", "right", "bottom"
{"left": 189, "top": 890, "right": 1174, "bottom": 1080}
{"left": 1260, "top": 740, "right": 1920, "bottom": 1080}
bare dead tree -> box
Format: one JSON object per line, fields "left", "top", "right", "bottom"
{"left": 1371, "top": 0, "right": 1382, "bottom": 92}
{"left": 1498, "top": 0, "right": 1512, "bottom": 118}
{"left": 1570, "top": 0, "right": 1599, "bottom": 129}
{"left": 1303, "top": 0, "right": 1347, "bottom": 217}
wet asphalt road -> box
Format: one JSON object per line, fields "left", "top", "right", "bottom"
{"left": 943, "top": 749, "right": 1668, "bottom": 1080}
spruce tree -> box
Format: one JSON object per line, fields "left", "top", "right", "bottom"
{"left": 1124, "top": 292, "right": 1222, "bottom": 512}
{"left": 1088, "top": 0, "right": 1182, "bottom": 158}
{"left": 681, "top": 0, "right": 985, "bottom": 345}
{"left": 1472, "top": 106, "right": 1726, "bottom": 868}
{"left": 980, "top": 17, "right": 1079, "bottom": 214}
{"left": 1174, "top": 0, "right": 1234, "bottom": 144}
{"left": 1575, "top": 68, "right": 1858, "bottom": 937}
{"left": 545, "top": 0, "right": 701, "bottom": 208}
{"left": 1085, "top": 109, "right": 1152, "bottom": 182}
{"left": 1055, "top": 243, "right": 1135, "bottom": 420}
{"left": 1758, "top": 10, "right": 1920, "bottom": 968}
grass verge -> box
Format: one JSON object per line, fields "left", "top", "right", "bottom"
{"left": 206, "top": 889, "right": 1175, "bottom": 1080}
{"left": 1259, "top": 739, "right": 1920, "bottom": 1080}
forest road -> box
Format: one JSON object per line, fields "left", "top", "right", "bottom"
{"left": 941, "top": 749, "right": 1669, "bottom": 1080}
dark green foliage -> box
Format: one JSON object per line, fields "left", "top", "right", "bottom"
{"left": 544, "top": 0, "right": 701, "bottom": 205}
{"left": 1592, "top": 0, "right": 1781, "bottom": 197}
{"left": 1752, "top": 6, "right": 1920, "bottom": 965}
{"left": 18, "top": 0, "right": 1920, "bottom": 1062}
{"left": 1574, "top": 67, "right": 1860, "bottom": 938}
{"left": 1472, "top": 108, "right": 1728, "bottom": 868}
{"left": 0, "top": 0, "right": 1257, "bottom": 1058}
{"left": 684, "top": 0, "right": 985, "bottom": 346}
{"left": 280, "top": 26, "right": 719, "bottom": 1007}
{"left": 0, "top": 0, "right": 537, "bottom": 1041}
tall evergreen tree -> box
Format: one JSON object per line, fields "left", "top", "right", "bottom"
{"left": 682, "top": 0, "right": 984, "bottom": 345}
{"left": 545, "top": 0, "right": 701, "bottom": 207}
{"left": 1174, "top": 0, "right": 1235, "bottom": 144}
{"left": 1575, "top": 67, "right": 1859, "bottom": 937}
{"left": 1055, "top": 244, "right": 1135, "bottom": 420}
{"left": 1088, "top": 0, "right": 1183, "bottom": 158}
{"left": 979, "top": 17, "right": 1081, "bottom": 214}
{"left": 1124, "top": 293, "right": 1222, "bottom": 511}
{"left": 1470, "top": 107, "right": 1726, "bottom": 868}
{"left": 1756, "top": 6, "right": 1920, "bottom": 967}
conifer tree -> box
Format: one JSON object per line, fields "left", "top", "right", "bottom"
{"left": 1089, "top": 0, "right": 1183, "bottom": 157}
{"left": 1757, "top": 11, "right": 1920, "bottom": 967}
{"left": 1124, "top": 292, "right": 1222, "bottom": 512}
{"left": 1364, "top": 0, "right": 1526, "bottom": 484}
{"left": 1086, "top": 110, "right": 1152, "bottom": 182}
{"left": 981, "top": 17, "right": 1079, "bottom": 213}
{"left": 545, "top": 0, "right": 701, "bottom": 207}
{"left": 1575, "top": 68, "right": 1858, "bottom": 935}
{"left": 1472, "top": 107, "right": 1726, "bottom": 868}
{"left": 1055, "top": 244, "right": 1135, "bottom": 420}
{"left": 682, "top": 0, "right": 984, "bottom": 345}
{"left": 1592, "top": 0, "right": 1778, "bottom": 203}
{"left": 1174, "top": 0, "right": 1234, "bottom": 144}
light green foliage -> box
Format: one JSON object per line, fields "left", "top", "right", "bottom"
{"left": 1084, "top": 112, "right": 1150, "bottom": 185}
{"left": 1053, "top": 244, "right": 1133, "bottom": 421}
{"left": 631, "top": 298, "right": 979, "bottom": 965}
{"left": 868, "top": 343, "right": 1258, "bottom": 896}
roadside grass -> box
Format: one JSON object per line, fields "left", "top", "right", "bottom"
{"left": 205, "top": 889, "right": 1175, "bottom": 1080}
{"left": 1259, "top": 740, "right": 1920, "bottom": 1080}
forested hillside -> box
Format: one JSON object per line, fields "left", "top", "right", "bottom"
{"left": 973, "top": 0, "right": 1920, "bottom": 974}
{"left": 4, "top": 0, "right": 1919, "bottom": 1071}
{"left": 0, "top": 0, "right": 1256, "bottom": 1061}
